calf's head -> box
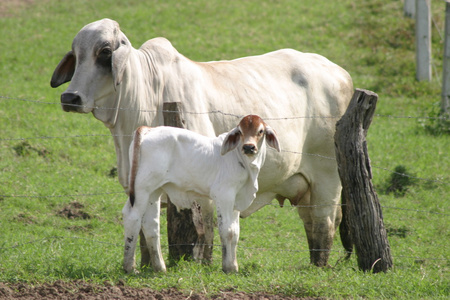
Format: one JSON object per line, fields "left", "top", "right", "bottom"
{"left": 50, "top": 18, "right": 131, "bottom": 115}
{"left": 221, "top": 115, "right": 281, "bottom": 157}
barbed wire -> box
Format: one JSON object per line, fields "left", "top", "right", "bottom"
{"left": 0, "top": 134, "right": 447, "bottom": 186}
{"left": 0, "top": 235, "right": 448, "bottom": 262}
{"left": 371, "top": 165, "right": 448, "bottom": 185}
{"left": 0, "top": 191, "right": 124, "bottom": 198}
{"left": 0, "top": 191, "right": 447, "bottom": 216}
{"left": 0, "top": 134, "right": 115, "bottom": 141}
{"left": 374, "top": 114, "right": 449, "bottom": 120}
{"left": 379, "top": 205, "right": 449, "bottom": 216}
{"left": 256, "top": 200, "right": 449, "bottom": 216}
{"left": 2, "top": 95, "right": 449, "bottom": 120}
{"left": 1, "top": 94, "right": 448, "bottom": 213}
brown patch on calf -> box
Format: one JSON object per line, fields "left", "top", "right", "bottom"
{"left": 239, "top": 115, "right": 265, "bottom": 134}
{"left": 128, "top": 126, "right": 152, "bottom": 206}
{"left": 238, "top": 115, "right": 266, "bottom": 154}
{"left": 222, "top": 114, "right": 280, "bottom": 156}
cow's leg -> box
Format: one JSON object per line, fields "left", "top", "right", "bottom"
{"left": 139, "top": 230, "right": 151, "bottom": 268}
{"left": 215, "top": 198, "right": 240, "bottom": 273}
{"left": 240, "top": 192, "right": 276, "bottom": 218}
{"left": 197, "top": 199, "right": 215, "bottom": 263}
{"left": 295, "top": 189, "right": 315, "bottom": 257}
{"left": 307, "top": 176, "right": 341, "bottom": 267}
{"left": 141, "top": 191, "right": 166, "bottom": 272}
{"left": 122, "top": 200, "right": 144, "bottom": 274}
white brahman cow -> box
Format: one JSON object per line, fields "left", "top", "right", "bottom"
{"left": 50, "top": 18, "right": 354, "bottom": 268}
{"left": 123, "top": 115, "right": 280, "bottom": 273}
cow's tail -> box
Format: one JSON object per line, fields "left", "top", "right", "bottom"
{"left": 128, "top": 127, "right": 145, "bottom": 207}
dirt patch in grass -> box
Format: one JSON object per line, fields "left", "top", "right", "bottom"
{"left": 0, "top": 280, "right": 322, "bottom": 299}
{"left": 0, "top": 0, "right": 34, "bottom": 17}
{"left": 58, "top": 201, "right": 91, "bottom": 220}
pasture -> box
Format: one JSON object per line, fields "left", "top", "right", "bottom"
{"left": 0, "top": 0, "right": 448, "bottom": 299}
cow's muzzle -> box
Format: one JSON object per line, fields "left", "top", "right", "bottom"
{"left": 243, "top": 144, "right": 257, "bottom": 155}
{"left": 61, "top": 92, "right": 82, "bottom": 112}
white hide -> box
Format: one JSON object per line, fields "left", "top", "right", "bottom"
{"left": 122, "top": 120, "right": 279, "bottom": 274}
{"left": 51, "top": 18, "right": 354, "bottom": 267}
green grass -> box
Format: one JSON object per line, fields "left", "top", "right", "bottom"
{"left": 0, "top": 0, "right": 449, "bottom": 299}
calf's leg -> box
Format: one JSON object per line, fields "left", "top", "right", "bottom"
{"left": 141, "top": 191, "right": 166, "bottom": 272}
{"left": 122, "top": 200, "right": 143, "bottom": 274}
{"left": 216, "top": 204, "right": 240, "bottom": 273}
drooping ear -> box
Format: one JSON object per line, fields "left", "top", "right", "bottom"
{"left": 221, "top": 127, "right": 241, "bottom": 156}
{"left": 112, "top": 41, "right": 131, "bottom": 87}
{"left": 265, "top": 126, "right": 281, "bottom": 152}
{"left": 50, "top": 51, "right": 76, "bottom": 88}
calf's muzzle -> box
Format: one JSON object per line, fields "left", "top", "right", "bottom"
{"left": 243, "top": 144, "right": 257, "bottom": 155}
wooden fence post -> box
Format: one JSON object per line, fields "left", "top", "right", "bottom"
{"left": 334, "top": 89, "right": 393, "bottom": 273}
{"left": 163, "top": 102, "right": 208, "bottom": 263}
{"left": 416, "top": 0, "right": 432, "bottom": 81}
{"left": 442, "top": 1, "right": 450, "bottom": 116}
{"left": 404, "top": 0, "right": 416, "bottom": 18}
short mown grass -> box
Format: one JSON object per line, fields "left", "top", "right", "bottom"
{"left": 0, "top": 0, "right": 448, "bottom": 299}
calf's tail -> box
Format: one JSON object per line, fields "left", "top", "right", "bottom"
{"left": 128, "top": 127, "right": 146, "bottom": 207}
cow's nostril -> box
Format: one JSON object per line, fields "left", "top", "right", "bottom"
{"left": 61, "top": 93, "right": 81, "bottom": 111}
{"left": 243, "top": 144, "right": 256, "bottom": 154}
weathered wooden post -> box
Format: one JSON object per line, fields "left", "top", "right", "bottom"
{"left": 416, "top": 0, "right": 432, "bottom": 81}
{"left": 404, "top": 0, "right": 416, "bottom": 18}
{"left": 442, "top": 1, "right": 450, "bottom": 116}
{"left": 163, "top": 102, "right": 209, "bottom": 263}
{"left": 334, "top": 89, "right": 393, "bottom": 273}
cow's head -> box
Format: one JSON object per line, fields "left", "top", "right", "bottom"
{"left": 50, "top": 18, "right": 131, "bottom": 115}
{"left": 221, "top": 115, "right": 281, "bottom": 157}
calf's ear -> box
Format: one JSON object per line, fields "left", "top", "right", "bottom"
{"left": 50, "top": 51, "right": 75, "bottom": 88}
{"left": 265, "top": 126, "right": 281, "bottom": 152}
{"left": 221, "top": 127, "right": 241, "bottom": 156}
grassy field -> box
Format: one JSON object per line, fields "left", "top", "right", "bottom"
{"left": 0, "top": 0, "right": 449, "bottom": 299}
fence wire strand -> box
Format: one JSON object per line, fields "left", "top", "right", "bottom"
{"left": 1, "top": 94, "right": 449, "bottom": 202}
{"left": 2, "top": 95, "right": 449, "bottom": 120}
{"left": 0, "top": 192, "right": 448, "bottom": 216}
{"left": 0, "top": 236, "right": 448, "bottom": 262}
{"left": 1, "top": 95, "right": 448, "bottom": 252}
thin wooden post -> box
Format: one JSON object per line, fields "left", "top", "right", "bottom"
{"left": 163, "top": 102, "right": 207, "bottom": 263}
{"left": 416, "top": 0, "right": 432, "bottom": 81}
{"left": 334, "top": 89, "right": 393, "bottom": 273}
{"left": 404, "top": 0, "right": 416, "bottom": 18}
{"left": 442, "top": 1, "right": 450, "bottom": 115}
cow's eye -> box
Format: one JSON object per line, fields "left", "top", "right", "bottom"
{"left": 259, "top": 129, "right": 264, "bottom": 135}
{"left": 100, "top": 48, "right": 112, "bottom": 56}
{"left": 96, "top": 47, "right": 113, "bottom": 70}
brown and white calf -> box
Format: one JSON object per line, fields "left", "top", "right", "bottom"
{"left": 122, "top": 115, "right": 280, "bottom": 273}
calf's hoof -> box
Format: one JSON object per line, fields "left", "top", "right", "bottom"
{"left": 222, "top": 265, "right": 239, "bottom": 274}
{"left": 123, "top": 265, "right": 139, "bottom": 275}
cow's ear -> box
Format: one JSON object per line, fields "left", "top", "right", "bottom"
{"left": 221, "top": 127, "right": 241, "bottom": 156}
{"left": 50, "top": 51, "right": 75, "bottom": 88}
{"left": 112, "top": 43, "right": 130, "bottom": 87}
{"left": 265, "top": 126, "right": 281, "bottom": 152}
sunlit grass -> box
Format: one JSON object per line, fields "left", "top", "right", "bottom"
{"left": 0, "top": 0, "right": 448, "bottom": 299}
